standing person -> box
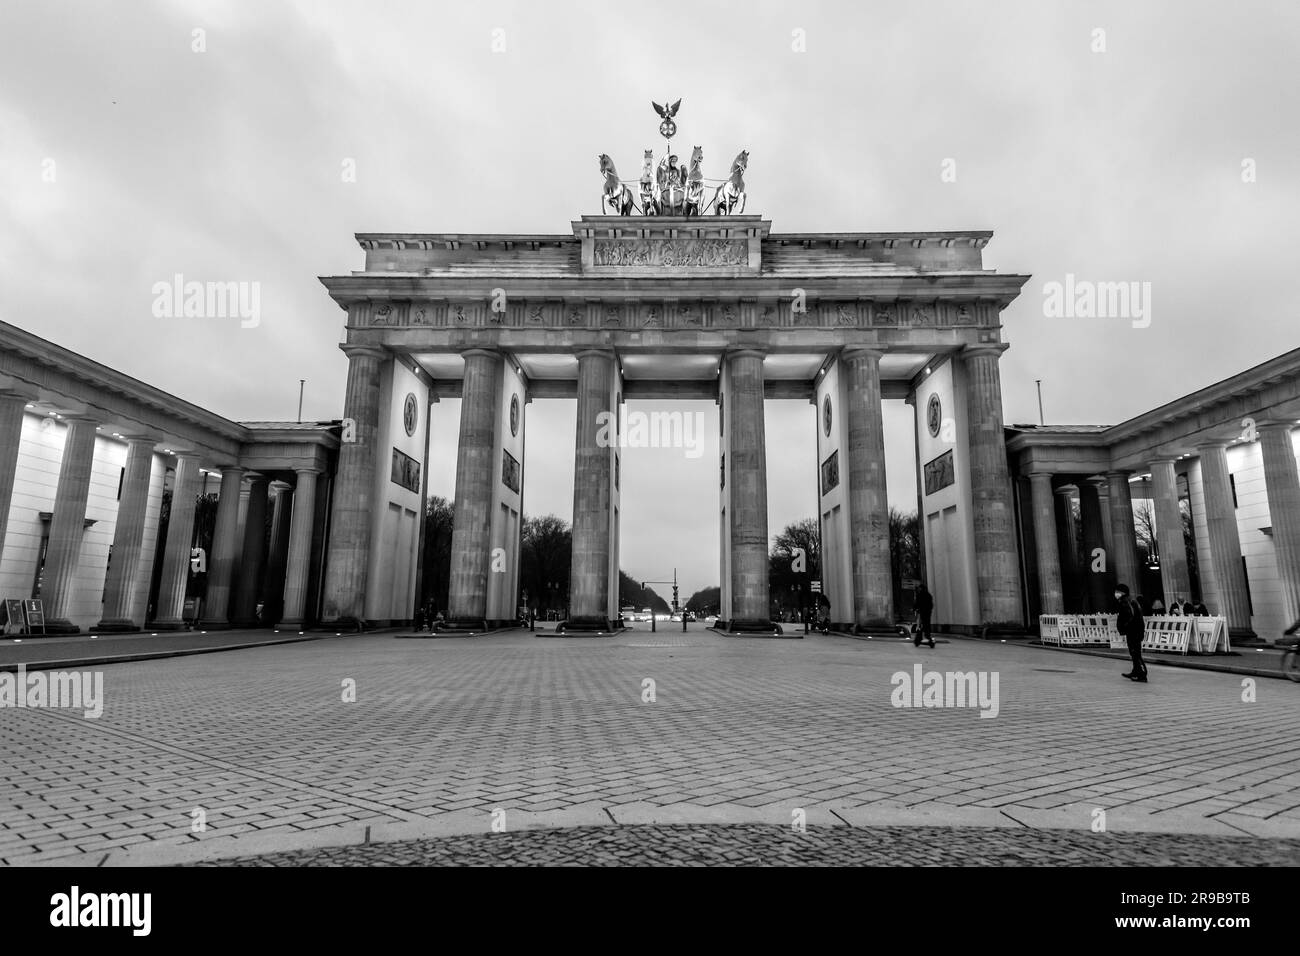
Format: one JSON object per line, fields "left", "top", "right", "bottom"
{"left": 1115, "top": 583, "right": 1148, "bottom": 683}
{"left": 914, "top": 584, "right": 935, "bottom": 649}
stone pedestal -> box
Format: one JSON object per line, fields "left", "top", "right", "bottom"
{"left": 153, "top": 454, "right": 202, "bottom": 629}
{"left": 843, "top": 348, "right": 893, "bottom": 631}
{"left": 96, "top": 437, "right": 156, "bottom": 631}
{"left": 198, "top": 466, "right": 244, "bottom": 628}
{"left": 42, "top": 418, "right": 99, "bottom": 634}
{"left": 1029, "top": 473, "right": 1064, "bottom": 615}
{"left": 962, "top": 345, "right": 1023, "bottom": 627}
{"left": 1197, "top": 442, "right": 1254, "bottom": 637}
{"left": 322, "top": 345, "right": 386, "bottom": 625}
{"left": 1260, "top": 424, "right": 1300, "bottom": 626}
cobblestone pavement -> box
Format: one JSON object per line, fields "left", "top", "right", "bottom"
{"left": 2, "top": 626, "right": 1299, "bottom": 865}
{"left": 194, "top": 824, "right": 1300, "bottom": 867}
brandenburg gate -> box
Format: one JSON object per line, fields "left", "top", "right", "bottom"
{"left": 318, "top": 203, "right": 1031, "bottom": 635}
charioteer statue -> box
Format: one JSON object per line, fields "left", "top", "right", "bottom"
{"left": 598, "top": 99, "right": 748, "bottom": 217}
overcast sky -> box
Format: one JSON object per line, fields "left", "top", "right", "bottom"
{"left": 3, "top": 0, "right": 1297, "bottom": 599}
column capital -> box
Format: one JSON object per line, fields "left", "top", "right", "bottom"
{"left": 1104, "top": 469, "right": 1133, "bottom": 479}
{"left": 725, "top": 348, "right": 767, "bottom": 362}
{"left": 216, "top": 464, "right": 244, "bottom": 477}
{"left": 293, "top": 466, "right": 321, "bottom": 478}
{"left": 0, "top": 388, "right": 37, "bottom": 404}
{"left": 1259, "top": 420, "right": 1297, "bottom": 437}
{"left": 1027, "top": 470, "right": 1056, "bottom": 481}
{"left": 842, "top": 346, "right": 885, "bottom": 363}
{"left": 573, "top": 348, "right": 615, "bottom": 361}
{"left": 1194, "top": 439, "right": 1231, "bottom": 452}
{"left": 961, "top": 343, "right": 1010, "bottom": 360}
{"left": 340, "top": 343, "right": 387, "bottom": 361}
{"left": 461, "top": 347, "right": 500, "bottom": 360}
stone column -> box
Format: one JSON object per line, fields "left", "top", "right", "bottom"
{"left": 322, "top": 344, "right": 386, "bottom": 624}
{"left": 725, "top": 349, "right": 772, "bottom": 629}
{"left": 97, "top": 437, "right": 156, "bottom": 630}
{"left": 262, "top": 482, "right": 294, "bottom": 623}
{"left": 1079, "top": 479, "right": 1111, "bottom": 612}
{"left": 1197, "top": 442, "right": 1254, "bottom": 637}
{"left": 153, "top": 454, "right": 202, "bottom": 629}
{"left": 42, "top": 417, "right": 99, "bottom": 633}
{"left": 961, "top": 345, "right": 1023, "bottom": 626}
{"left": 281, "top": 468, "right": 319, "bottom": 627}
{"left": 199, "top": 466, "right": 244, "bottom": 628}
{"left": 447, "top": 348, "right": 502, "bottom": 626}
{"left": 1029, "top": 473, "right": 1064, "bottom": 614}
{"left": 231, "top": 476, "right": 270, "bottom": 627}
{"left": 568, "top": 349, "right": 614, "bottom": 629}
{"left": 1150, "top": 458, "right": 1190, "bottom": 606}
{"left": 1055, "top": 485, "right": 1080, "bottom": 610}
{"left": 1105, "top": 471, "right": 1141, "bottom": 596}
{"left": 1260, "top": 423, "right": 1300, "bottom": 625}
{"left": 843, "top": 348, "right": 893, "bottom": 630}
{"left": 0, "top": 391, "right": 29, "bottom": 558}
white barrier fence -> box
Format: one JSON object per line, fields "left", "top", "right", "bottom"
{"left": 1040, "top": 614, "right": 1230, "bottom": 655}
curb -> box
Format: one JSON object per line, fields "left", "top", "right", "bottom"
{"left": 9, "top": 800, "right": 1295, "bottom": 867}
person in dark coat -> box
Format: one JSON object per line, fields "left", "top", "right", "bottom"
{"left": 1115, "top": 583, "right": 1147, "bottom": 683}
{"left": 914, "top": 584, "right": 935, "bottom": 648}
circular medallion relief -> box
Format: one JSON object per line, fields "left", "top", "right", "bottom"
{"left": 926, "top": 393, "right": 942, "bottom": 438}
{"left": 402, "top": 393, "right": 418, "bottom": 437}
{"left": 823, "top": 395, "right": 833, "bottom": 437}
{"left": 509, "top": 394, "right": 520, "bottom": 437}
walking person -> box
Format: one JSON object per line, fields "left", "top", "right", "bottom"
{"left": 1115, "top": 583, "right": 1148, "bottom": 683}
{"left": 914, "top": 583, "right": 935, "bottom": 648}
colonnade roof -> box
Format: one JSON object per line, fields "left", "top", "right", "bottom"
{"left": 0, "top": 320, "right": 338, "bottom": 473}
{"left": 1007, "top": 346, "right": 1300, "bottom": 476}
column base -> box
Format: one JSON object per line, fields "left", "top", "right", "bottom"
{"left": 436, "top": 619, "right": 490, "bottom": 634}
{"left": 556, "top": 617, "right": 615, "bottom": 634}
{"left": 41, "top": 619, "right": 81, "bottom": 635}
{"left": 151, "top": 619, "right": 191, "bottom": 631}
{"left": 196, "top": 620, "right": 235, "bottom": 630}
{"left": 318, "top": 617, "right": 367, "bottom": 632}
{"left": 716, "top": 619, "right": 784, "bottom": 636}
{"left": 93, "top": 619, "right": 142, "bottom": 633}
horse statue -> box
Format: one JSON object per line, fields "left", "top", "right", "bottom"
{"left": 684, "top": 146, "right": 705, "bottom": 216}
{"left": 599, "top": 154, "right": 635, "bottom": 216}
{"left": 639, "top": 149, "right": 657, "bottom": 215}
{"left": 712, "top": 149, "right": 748, "bottom": 215}
{"left": 656, "top": 152, "right": 687, "bottom": 215}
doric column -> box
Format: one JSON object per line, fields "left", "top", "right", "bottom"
{"left": 961, "top": 344, "right": 1023, "bottom": 625}
{"left": 568, "top": 349, "right": 615, "bottom": 629}
{"left": 97, "top": 437, "right": 157, "bottom": 630}
{"left": 447, "top": 348, "right": 502, "bottom": 625}
{"left": 262, "top": 482, "right": 294, "bottom": 623}
{"left": 843, "top": 347, "right": 892, "bottom": 629}
{"left": 1149, "top": 458, "right": 1190, "bottom": 605}
{"left": 1055, "top": 485, "right": 1080, "bottom": 609}
{"left": 1079, "top": 478, "right": 1111, "bottom": 612}
{"left": 0, "top": 391, "right": 29, "bottom": 558}
{"left": 1260, "top": 423, "right": 1300, "bottom": 625}
{"left": 1029, "top": 473, "right": 1064, "bottom": 614}
{"left": 1196, "top": 442, "right": 1254, "bottom": 636}
{"left": 153, "top": 453, "right": 202, "bottom": 629}
{"left": 42, "top": 417, "right": 99, "bottom": 633}
{"left": 1096, "top": 482, "right": 1114, "bottom": 555}
{"left": 321, "top": 344, "right": 386, "bottom": 624}
{"left": 231, "top": 476, "right": 270, "bottom": 627}
{"left": 1105, "top": 471, "right": 1141, "bottom": 595}
{"left": 199, "top": 466, "right": 245, "bottom": 627}
{"left": 281, "top": 468, "right": 319, "bottom": 626}
{"left": 725, "top": 349, "right": 771, "bottom": 628}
